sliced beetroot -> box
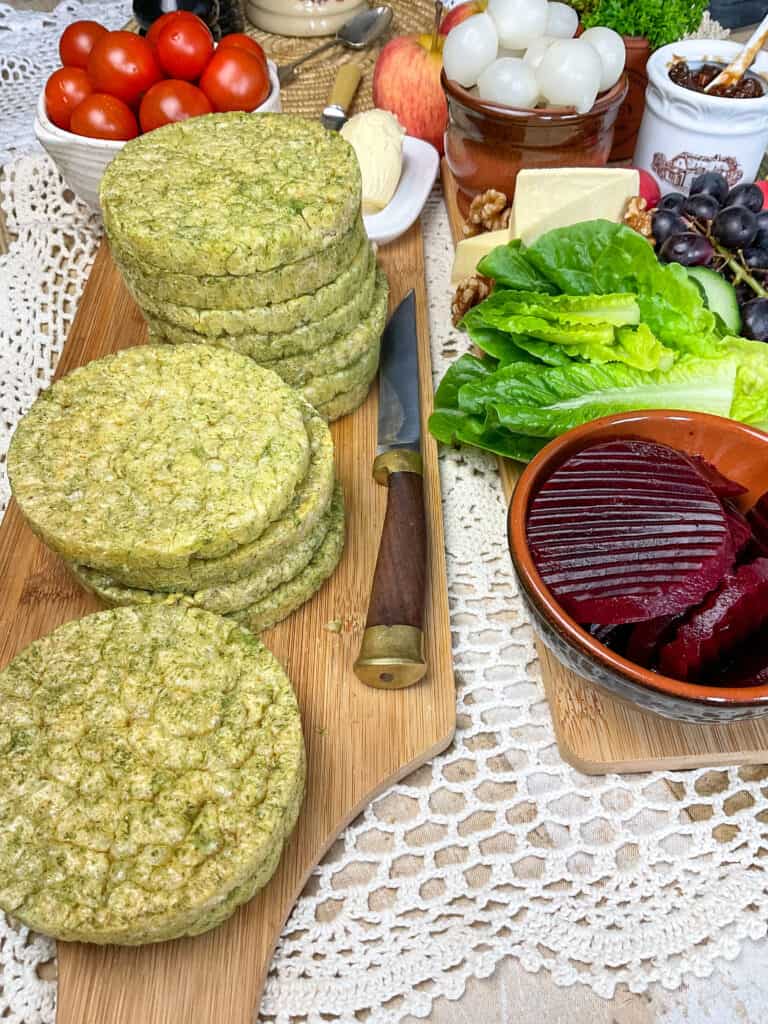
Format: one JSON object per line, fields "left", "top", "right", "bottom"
{"left": 527, "top": 439, "right": 734, "bottom": 625}
{"left": 658, "top": 558, "right": 768, "bottom": 681}
{"left": 716, "top": 630, "right": 768, "bottom": 685}
{"left": 588, "top": 623, "right": 631, "bottom": 654}
{"left": 723, "top": 500, "right": 752, "bottom": 560}
{"left": 625, "top": 614, "right": 683, "bottom": 668}
{"left": 685, "top": 454, "right": 748, "bottom": 499}
{"left": 747, "top": 493, "right": 768, "bottom": 556}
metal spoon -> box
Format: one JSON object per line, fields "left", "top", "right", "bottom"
{"left": 276, "top": 5, "right": 394, "bottom": 87}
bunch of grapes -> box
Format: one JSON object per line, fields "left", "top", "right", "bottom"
{"left": 652, "top": 173, "right": 768, "bottom": 341}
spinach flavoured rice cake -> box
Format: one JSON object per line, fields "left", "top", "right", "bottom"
{"left": 100, "top": 112, "right": 361, "bottom": 276}
{"left": 0, "top": 604, "right": 305, "bottom": 944}
{"left": 113, "top": 217, "right": 367, "bottom": 311}
{"left": 7, "top": 345, "right": 310, "bottom": 581}
{"left": 316, "top": 379, "right": 374, "bottom": 422}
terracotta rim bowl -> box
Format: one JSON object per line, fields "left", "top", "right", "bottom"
{"left": 441, "top": 70, "right": 628, "bottom": 123}
{"left": 508, "top": 410, "right": 768, "bottom": 719}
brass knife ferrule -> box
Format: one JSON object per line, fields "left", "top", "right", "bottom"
{"left": 372, "top": 449, "right": 423, "bottom": 485}
{"left": 353, "top": 625, "right": 427, "bottom": 689}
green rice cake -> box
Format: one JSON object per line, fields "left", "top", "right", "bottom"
{"left": 316, "top": 378, "right": 374, "bottom": 422}
{"left": 146, "top": 258, "right": 379, "bottom": 361}
{"left": 129, "top": 238, "right": 372, "bottom": 337}
{"left": 101, "top": 113, "right": 361, "bottom": 276}
{"left": 113, "top": 217, "right": 366, "bottom": 310}
{"left": 70, "top": 401, "right": 335, "bottom": 594}
{"left": 235, "top": 484, "right": 345, "bottom": 633}
{"left": 0, "top": 604, "right": 305, "bottom": 944}
{"left": 8, "top": 345, "right": 310, "bottom": 577}
{"left": 299, "top": 337, "right": 381, "bottom": 409}
{"left": 70, "top": 486, "right": 336, "bottom": 615}
{"left": 264, "top": 270, "right": 388, "bottom": 388}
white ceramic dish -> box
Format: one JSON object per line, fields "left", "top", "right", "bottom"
{"left": 245, "top": 0, "right": 367, "bottom": 36}
{"left": 34, "top": 60, "right": 281, "bottom": 210}
{"left": 363, "top": 136, "right": 440, "bottom": 246}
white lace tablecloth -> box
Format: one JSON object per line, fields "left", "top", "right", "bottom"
{"left": 2, "top": 4, "right": 768, "bottom": 1023}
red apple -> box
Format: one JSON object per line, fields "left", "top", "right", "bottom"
{"left": 439, "top": 0, "right": 486, "bottom": 35}
{"left": 755, "top": 180, "right": 768, "bottom": 209}
{"left": 373, "top": 33, "right": 447, "bottom": 155}
{"left": 636, "top": 168, "right": 661, "bottom": 209}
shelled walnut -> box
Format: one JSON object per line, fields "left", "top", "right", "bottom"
{"left": 452, "top": 274, "right": 493, "bottom": 326}
{"left": 463, "top": 189, "right": 512, "bottom": 237}
{"left": 623, "top": 196, "right": 654, "bottom": 242}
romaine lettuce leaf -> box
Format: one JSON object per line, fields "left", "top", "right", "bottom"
{"left": 476, "top": 240, "right": 558, "bottom": 293}
{"left": 722, "top": 335, "right": 768, "bottom": 428}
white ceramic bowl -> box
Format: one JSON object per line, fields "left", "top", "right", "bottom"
{"left": 634, "top": 40, "right": 768, "bottom": 196}
{"left": 34, "top": 60, "right": 281, "bottom": 210}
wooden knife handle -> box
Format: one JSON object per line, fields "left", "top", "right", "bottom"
{"left": 354, "top": 450, "right": 428, "bottom": 690}
{"left": 328, "top": 63, "right": 363, "bottom": 112}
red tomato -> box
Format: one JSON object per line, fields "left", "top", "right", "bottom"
{"left": 59, "top": 20, "right": 107, "bottom": 69}
{"left": 199, "top": 48, "right": 270, "bottom": 113}
{"left": 155, "top": 18, "right": 214, "bottom": 81}
{"left": 217, "top": 33, "right": 267, "bottom": 65}
{"left": 44, "top": 67, "right": 93, "bottom": 131}
{"left": 87, "top": 31, "right": 162, "bottom": 108}
{"left": 139, "top": 79, "right": 212, "bottom": 132}
{"left": 70, "top": 93, "right": 138, "bottom": 140}
{"left": 146, "top": 10, "right": 203, "bottom": 49}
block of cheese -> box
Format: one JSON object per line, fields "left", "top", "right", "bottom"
{"left": 509, "top": 168, "right": 639, "bottom": 246}
{"left": 451, "top": 229, "right": 510, "bottom": 286}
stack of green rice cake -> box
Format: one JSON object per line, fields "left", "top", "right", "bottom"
{"left": 100, "top": 112, "right": 389, "bottom": 422}
{"left": 0, "top": 604, "right": 305, "bottom": 944}
{"left": 7, "top": 344, "right": 344, "bottom": 631}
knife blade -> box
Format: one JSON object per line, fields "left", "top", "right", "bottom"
{"left": 321, "top": 64, "right": 363, "bottom": 132}
{"left": 353, "top": 290, "right": 428, "bottom": 690}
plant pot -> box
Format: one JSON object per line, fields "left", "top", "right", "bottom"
{"left": 608, "top": 35, "right": 651, "bottom": 162}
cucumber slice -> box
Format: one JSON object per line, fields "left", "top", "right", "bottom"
{"left": 687, "top": 266, "right": 742, "bottom": 335}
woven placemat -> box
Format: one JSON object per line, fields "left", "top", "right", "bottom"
{"left": 244, "top": 0, "right": 435, "bottom": 117}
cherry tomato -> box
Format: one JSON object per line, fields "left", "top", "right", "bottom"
{"left": 70, "top": 93, "right": 138, "bottom": 140}
{"left": 87, "top": 31, "right": 162, "bottom": 108}
{"left": 155, "top": 18, "right": 214, "bottom": 81}
{"left": 139, "top": 79, "right": 212, "bottom": 132}
{"left": 217, "top": 34, "right": 267, "bottom": 65}
{"left": 146, "top": 10, "right": 206, "bottom": 49}
{"left": 199, "top": 48, "right": 270, "bottom": 113}
{"left": 44, "top": 67, "right": 93, "bottom": 131}
{"left": 59, "top": 20, "right": 107, "bottom": 70}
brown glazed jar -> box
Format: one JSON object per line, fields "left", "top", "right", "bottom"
{"left": 442, "top": 71, "right": 629, "bottom": 215}
{"left": 609, "top": 35, "right": 651, "bottom": 161}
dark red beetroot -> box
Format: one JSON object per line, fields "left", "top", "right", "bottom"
{"left": 716, "top": 628, "right": 768, "bottom": 685}
{"left": 747, "top": 493, "right": 768, "bottom": 556}
{"left": 526, "top": 439, "right": 733, "bottom": 626}
{"left": 625, "top": 614, "right": 683, "bottom": 668}
{"left": 659, "top": 558, "right": 768, "bottom": 681}
{"left": 723, "top": 500, "right": 753, "bottom": 560}
{"left": 685, "top": 454, "right": 748, "bottom": 499}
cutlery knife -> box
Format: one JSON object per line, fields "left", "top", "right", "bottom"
{"left": 321, "top": 64, "right": 363, "bottom": 132}
{"left": 354, "top": 290, "right": 428, "bottom": 690}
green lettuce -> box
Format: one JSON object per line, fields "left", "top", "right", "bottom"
{"left": 476, "top": 240, "right": 557, "bottom": 293}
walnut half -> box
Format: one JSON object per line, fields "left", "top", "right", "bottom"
{"left": 452, "top": 274, "right": 493, "bottom": 326}
{"left": 623, "top": 195, "right": 654, "bottom": 243}
{"left": 463, "top": 189, "right": 512, "bottom": 237}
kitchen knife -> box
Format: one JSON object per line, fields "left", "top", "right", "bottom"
{"left": 321, "top": 64, "right": 363, "bottom": 131}
{"left": 354, "top": 290, "right": 428, "bottom": 690}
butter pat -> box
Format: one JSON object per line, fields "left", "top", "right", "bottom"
{"left": 509, "top": 168, "right": 639, "bottom": 245}
{"left": 341, "top": 110, "right": 405, "bottom": 215}
{"left": 451, "top": 229, "right": 510, "bottom": 285}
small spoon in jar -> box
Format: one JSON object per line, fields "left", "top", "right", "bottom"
{"left": 704, "top": 12, "right": 768, "bottom": 93}
{"left": 277, "top": 5, "right": 394, "bottom": 87}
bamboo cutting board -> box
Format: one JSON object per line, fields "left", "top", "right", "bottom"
{"left": 441, "top": 162, "right": 768, "bottom": 774}
{"left": 0, "top": 221, "right": 455, "bottom": 1023}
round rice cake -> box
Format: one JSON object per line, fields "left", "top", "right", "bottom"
{"left": 316, "top": 378, "right": 374, "bottom": 422}
{"left": 234, "top": 484, "right": 345, "bottom": 633}
{"left": 7, "top": 345, "right": 310, "bottom": 577}
{"left": 299, "top": 337, "right": 381, "bottom": 409}
{"left": 146, "top": 258, "right": 378, "bottom": 361}
{"left": 113, "top": 217, "right": 366, "bottom": 311}
{"left": 70, "top": 485, "right": 337, "bottom": 615}
{"left": 128, "top": 238, "right": 372, "bottom": 337}
{"left": 264, "top": 270, "right": 388, "bottom": 389}
{"left": 0, "top": 604, "right": 305, "bottom": 944}
{"left": 101, "top": 112, "right": 361, "bottom": 276}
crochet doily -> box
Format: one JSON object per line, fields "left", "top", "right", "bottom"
{"left": 1, "top": 4, "right": 765, "bottom": 1024}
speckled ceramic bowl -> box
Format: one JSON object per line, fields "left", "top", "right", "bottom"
{"left": 508, "top": 411, "right": 768, "bottom": 723}
{"left": 34, "top": 60, "right": 281, "bottom": 210}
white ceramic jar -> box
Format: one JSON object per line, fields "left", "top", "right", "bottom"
{"left": 634, "top": 40, "right": 768, "bottom": 197}
{"left": 246, "top": 0, "right": 368, "bottom": 37}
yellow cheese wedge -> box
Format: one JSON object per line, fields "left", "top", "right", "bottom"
{"left": 451, "top": 229, "right": 510, "bottom": 286}
{"left": 509, "top": 168, "right": 639, "bottom": 246}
